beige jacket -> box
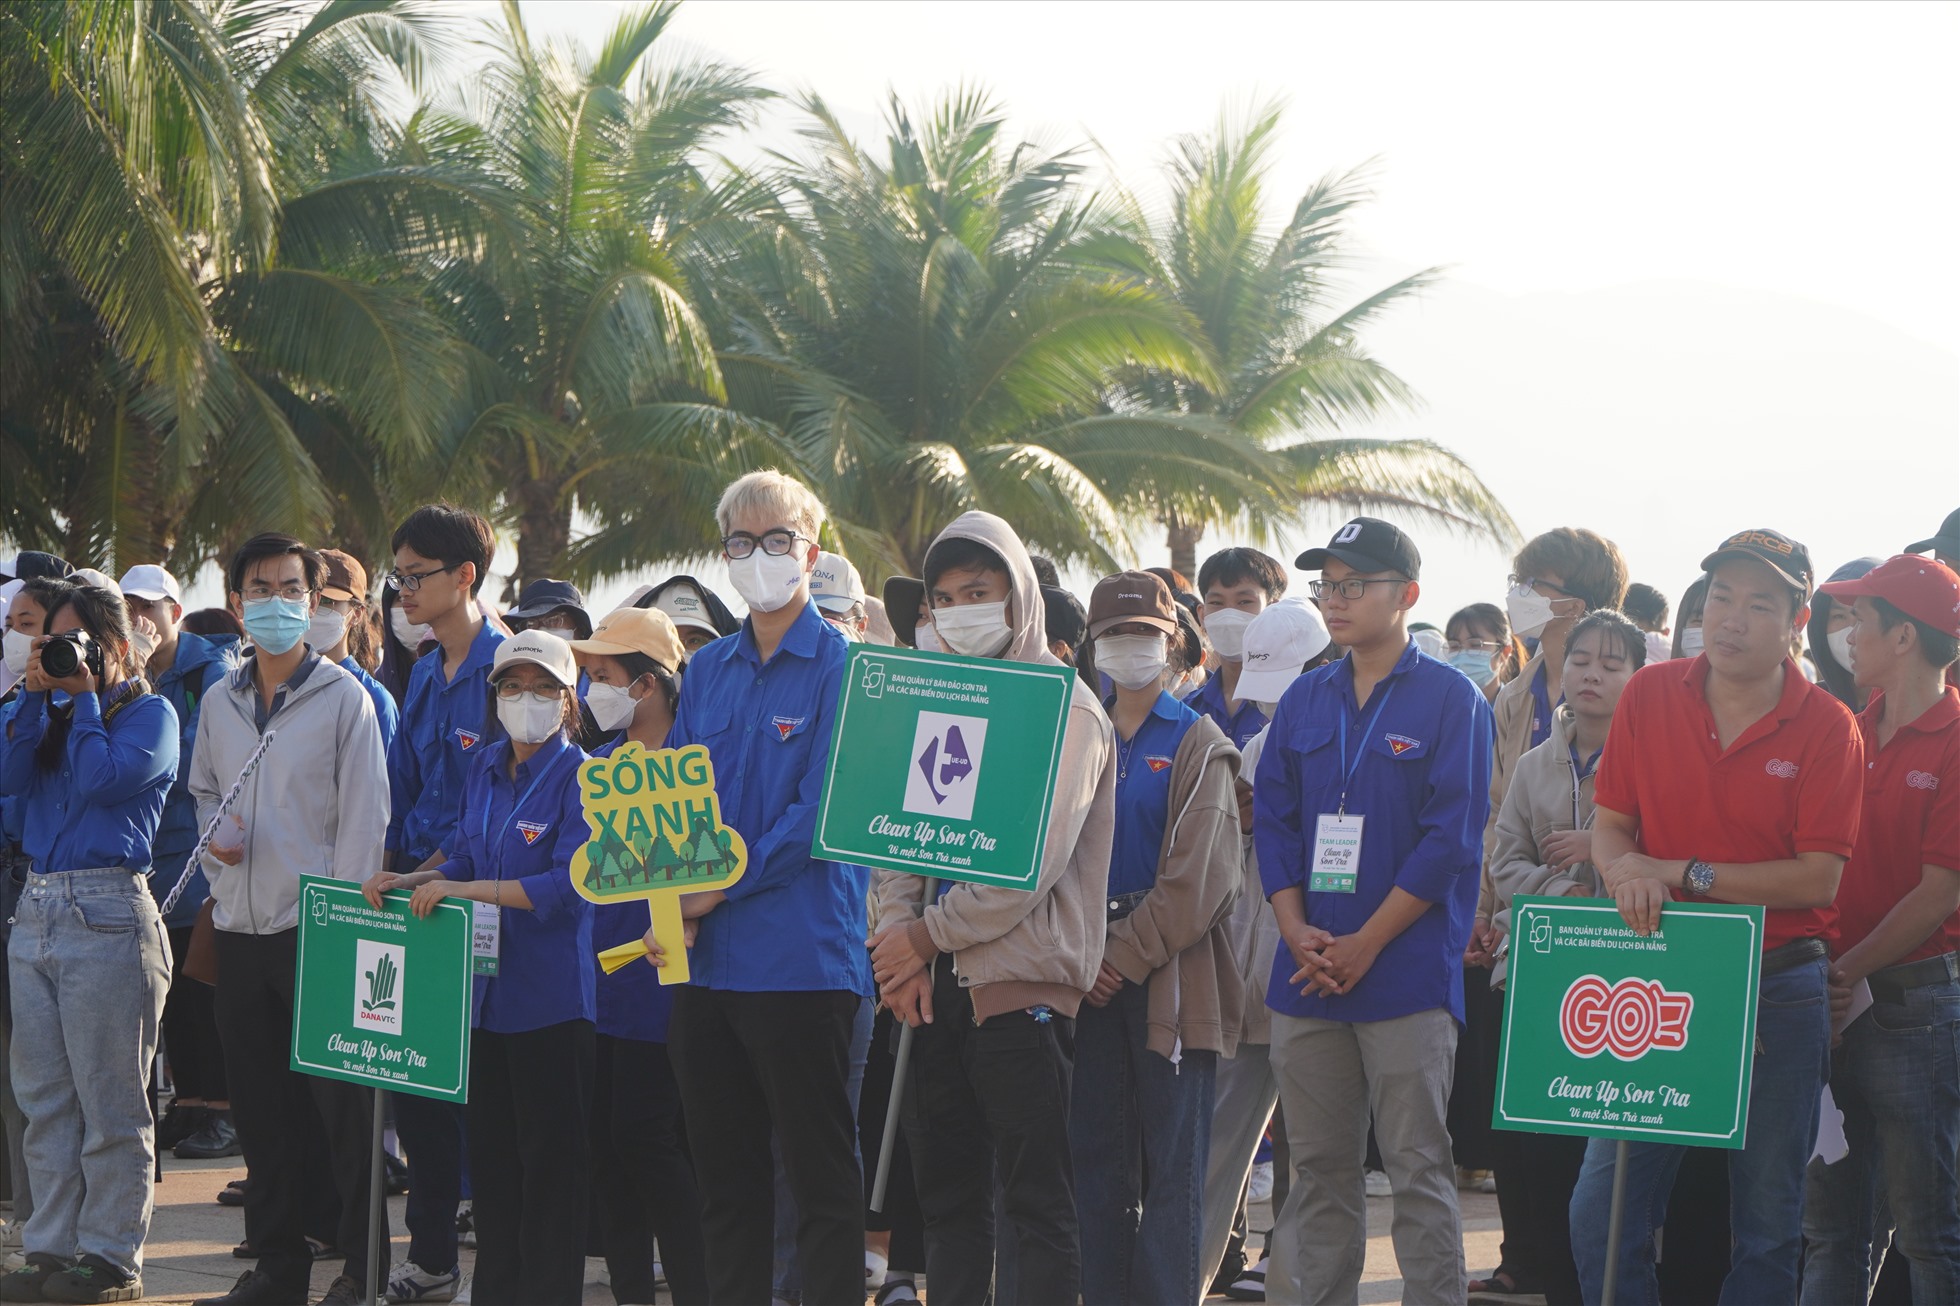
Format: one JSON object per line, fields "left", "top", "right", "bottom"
{"left": 875, "top": 512, "right": 1117, "bottom": 1022}
{"left": 1102, "top": 713, "right": 1244, "bottom": 1060}
{"left": 1223, "top": 726, "right": 1281, "bottom": 1045}
{"left": 1478, "top": 648, "right": 1550, "bottom": 921}
{"left": 1485, "top": 705, "right": 1604, "bottom": 986}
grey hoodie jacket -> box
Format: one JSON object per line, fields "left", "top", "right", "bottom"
{"left": 188, "top": 651, "right": 389, "bottom": 935}
{"left": 875, "top": 511, "right": 1117, "bottom": 1021}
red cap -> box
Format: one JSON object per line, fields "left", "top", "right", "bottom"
{"left": 1817, "top": 554, "right": 1960, "bottom": 638}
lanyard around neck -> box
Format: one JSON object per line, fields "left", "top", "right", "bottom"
{"left": 1335, "top": 680, "right": 1397, "bottom": 816}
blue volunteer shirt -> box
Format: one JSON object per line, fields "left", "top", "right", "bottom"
{"left": 1529, "top": 662, "right": 1560, "bottom": 749}
{"left": 589, "top": 736, "right": 674, "bottom": 1043}
{"left": 339, "top": 656, "right": 400, "bottom": 754}
{"left": 440, "top": 734, "right": 595, "bottom": 1033}
{"left": 1254, "top": 641, "right": 1493, "bottom": 1023}
{"left": 1183, "top": 675, "right": 1268, "bottom": 750}
{"left": 387, "top": 621, "right": 504, "bottom": 862}
{"left": 0, "top": 688, "right": 179, "bottom": 875}
{"left": 149, "top": 632, "right": 233, "bottom": 922}
{"left": 1109, "top": 692, "right": 1203, "bottom": 897}
{"left": 668, "top": 601, "right": 872, "bottom": 995}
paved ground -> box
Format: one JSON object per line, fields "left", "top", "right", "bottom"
{"left": 132, "top": 1154, "right": 1506, "bottom": 1304}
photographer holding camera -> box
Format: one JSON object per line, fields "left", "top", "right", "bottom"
{"left": 0, "top": 578, "right": 177, "bottom": 1304}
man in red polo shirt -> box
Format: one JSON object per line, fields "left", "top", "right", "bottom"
{"left": 1570, "top": 528, "right": 1864, "bottom": 1306}
{"left": 1799, "top": 554, "right": 1960, "bottom": 1304}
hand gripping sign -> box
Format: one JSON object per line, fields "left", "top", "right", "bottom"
{"left": 575, "top": 743, "right": 747, "bottom": 985}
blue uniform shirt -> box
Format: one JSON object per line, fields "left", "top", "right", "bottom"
{"left": 668, "top": 602, "right": 872, "bottom": 996}
{"left": 1109, "top": 692, "right": 1202, "bottom": 897}
{"left": 1254, "top": 642, "right": 1493, "bottom": 1024}
{"left": 0, "top": 688, "right": 179, "bottom": 875}
{"left": 150, "top": 632, "right": 234, "bottom": 923}
{"left": 588, "top": 736, "right": 674, "bottom": 1043}
{"left": 1183, "top": 675, "right": 1268, "bottom": 750}
{"left": 340, "top": 656, "right": 400, "bottom": 754}
{"left": 1529, "top": 662, "right": 1560, "bottom": 749}
{"left": 440, "top": 734, "right": 595, "bottom": 1033}
{"left": 387, "top": 621, "right": 504, "bottom": 862}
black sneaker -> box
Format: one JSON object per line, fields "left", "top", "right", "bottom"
{"left": 39, "top": 1256, "right": 140, "bottom": 1304}
{"left": 313, "top": 1276, "right": 362, "bottom": 1306}
{"left": 155, "top": 1102, "right": 209, "bottom": 1152}
{"left": 174, "top": 1113, "right": 241, "bottom": 1160}
{"left": 191, "top": 1270, "right": 307, "bottom": 1306}
{"left": 216, "top": 1180, "right": 248, "bottom": 1208}
{"left": 0, "top": 1253, "right": 74, "bottom": 1301}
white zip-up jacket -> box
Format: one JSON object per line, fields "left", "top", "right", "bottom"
{"left": 186, "top": 650, "right": 389, "bottom": 935}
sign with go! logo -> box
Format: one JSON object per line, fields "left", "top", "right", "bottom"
{"left": 1494, "top": 897, "right": 1762, "bottom": 1148}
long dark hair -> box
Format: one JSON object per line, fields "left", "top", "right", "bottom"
{"left": 35, "top": 581, "right": 147, "bottom": 771}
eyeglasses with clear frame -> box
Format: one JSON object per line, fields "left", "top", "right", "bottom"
{"left": 242, "top": 583, "right": 313, "bottom": 602}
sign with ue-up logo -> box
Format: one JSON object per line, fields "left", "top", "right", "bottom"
{"left": 1493, "top": 896, "right": 1764, "bottom": 1148}
{"left": 813, "top": 645, "right": 1075, "bottom": 890}
{"left": 291, "top": 875, "right": 473, "bottom": 1102}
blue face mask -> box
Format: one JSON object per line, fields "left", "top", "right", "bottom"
{"left": 243, "top": 596, "right": 311, "bottom": 655}
{"left": 1449, "top": 648, "right": 1496, "bottom": 687}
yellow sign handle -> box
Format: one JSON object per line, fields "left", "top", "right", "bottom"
{"left": 594, "top": 894, "right": 689, "bottom": 985}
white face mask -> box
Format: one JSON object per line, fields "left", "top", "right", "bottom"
{"left": 1252, "top": 699, "right": 1279, "bottom": 718}
{"left": 1098, "top": 633, "right": 1169, "bottom": 690}
{"left": 932, "top": 600, "right": 1013, "bottom": 658}
{"left": 307, "top": 608, "right": 347, "bottom": 653}
{"left": 390, "top": 607, "right": 431, "bottom": 650}
{"left": 497, "top": 691, "right": 564, "bottom": 744}
{"left": 728, "top": 552, "right": 806, "bottom": 614}
{"left": 584, "top": 681, "right": 642, "bottom": 733}
{"left": 534, "top": 625, "right": 574, "bottom": 641}
{"left": 1505, "top": 583, "right": 1557, "bottom": 642}
{"left": 1827, "top": 627, "right": 1854, "bottom": 672}
{"left": 1203, "top": 608, "right": 1254, "bottom": 661}
{"left": 915, "top": 624, "right": 945, "bottom": 654}
{"left": 2, "top": 629, "right": 31, "bottom": 677}
{"left": 1680, "top": 626, "right": 1705, "bottom": 657}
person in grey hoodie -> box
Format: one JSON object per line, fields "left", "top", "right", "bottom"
{"left": 186, "top": 534, "right": 390, "bottom": 1306}
{"left": 868, "top": 512, "right": 1117, "bottom": 1306}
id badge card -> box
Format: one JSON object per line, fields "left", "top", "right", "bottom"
{"left": 472, "top": 900, "right": 501, "bottom": 976}
{"left": 1310, "top": 813, "right": 1364, "bottom": 893}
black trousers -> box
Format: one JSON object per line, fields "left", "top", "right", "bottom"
{"left": 467, "top": 1021, "right": 594, "bottom": 1306}
{"left": 669, "top": 986, "right": 863, "bottom": 1306}
{"left": 902, "top": 964, "right": 1079, "bottom": 1306}
{"left": 1482, "top": 983, "right": 1584, "bottom": 1303}
{"left": 590, "top": 1033, "right": 708, "bottom": 1305}
{"left": 213, "top": 928, "right": 379, "bottom": 1290}
{"left": 163, "top": 923, "right": 227, "bottom": 1100}
{"left": 860, "top": 1008, "right": 926, "bottom": 1273}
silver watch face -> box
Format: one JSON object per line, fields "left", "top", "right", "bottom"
{"left": 1687, "top": 861, "right": 1714, "bottom": 893}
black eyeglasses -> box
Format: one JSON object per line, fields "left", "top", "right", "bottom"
{"left": 1508, "top": 574, "right": 1574, "bottom": 600}
{"left": 385, "top": 562, "right": 462, "bottom": 592}
{"left": 1308, "top": 577, "right": 1408, "bottom": 601}
{"left": 721, "top": 530, "right": 806, "bottom": 560}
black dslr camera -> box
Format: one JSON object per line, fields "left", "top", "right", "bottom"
{"left": 40, "top": 630, "right": 105, "bottom": 681}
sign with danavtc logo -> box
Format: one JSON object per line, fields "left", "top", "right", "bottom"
{"left": 291, "top": 875, "right": 473, "bottom": 1102}
{"left": 813, "top": 645, "right": 1075, "bottom": 890}
{"left": 1493, "top": 896, "right": 1764, "bottom": 1148}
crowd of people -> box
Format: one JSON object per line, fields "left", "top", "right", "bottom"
{"left": 0, "top": 484, "right": 1955, "bottom": 1306}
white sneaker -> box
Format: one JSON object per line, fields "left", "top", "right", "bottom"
{"left": 451, "top": 1274, "right": 471, "bottom": 1305}
{"left": 0, "top": 1222, "right": 20, "bottom": 1251}
{"left": 1248, "top": 1160, "right": 1274, "bottom": 1204}
{"left": 1364, "top": 1168, "right": 1392, "bottom": 1198}
{"left": 386, "top": 1259, "right": 460, "bottom": 1303}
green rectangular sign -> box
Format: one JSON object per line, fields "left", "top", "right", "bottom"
{"left": 291, "top": 876, "right": 473, "bottom": 1103}
{"left": 1493, "top": 896, "right": 1764, "bottom": 1148}
{"left": 813, "top": 645, "right": 1075, "bottom": 890}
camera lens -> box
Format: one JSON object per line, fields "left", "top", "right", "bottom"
{"left": 40, "top": 635, "right": 80, "bottom": 679}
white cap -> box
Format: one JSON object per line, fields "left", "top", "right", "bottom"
{"left": 1233, "top": 598, "right": 1332, "bottom": 703}
{"left": 73, "top": 567, "right": 122, "bottom": 597}
{"left": 616, "top": 583, "right": 656, "bottom": 613}
{"left": 490, "top": 628, "right": 578, "bottom": 687}
{"left": 654, "top": 584, "right": 719, "bottom": 635}
{"left": 118, "top": 564, "right": 182, "bottom": 604}
{"left": 809, "top": 551, "right": 865, "bottom": 614}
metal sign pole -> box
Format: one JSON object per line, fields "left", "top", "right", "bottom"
{"left": 366, "top": 1089, "right": 388, "bottom": 1306}
{"left": 1600, "top": 1137, "right": 1629, "bottom": 1306}
{"left": 869, "top": 877, "right": 937, "bottom": 1212}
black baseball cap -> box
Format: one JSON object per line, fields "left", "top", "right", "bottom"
{"left": 1296, "top": 517, "right": 1422, "bottom": 580}
{"left": 1042, "top": 585, "right": 1087, "bottom": 651}
{"left": 1699, "top": 528, "right": 1814, "bottom": 602}
{"left": 1906, "top": 507, "right": 1960, "bottom": 558}
{"left": 883, "top": 576, "right": 926, "bottom": 648}
{"left": 1, "top": 551, "right": 74, "bottom": 583}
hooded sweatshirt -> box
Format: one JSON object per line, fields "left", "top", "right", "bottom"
{"left": 1485, "top": 703, "right": 1604, "bottom": 986}
{"left": 188, "top": 651, "right": 390, "bottom": 935}
{"left": 875, "top": 512, "right": 1117, "bottom": 1021}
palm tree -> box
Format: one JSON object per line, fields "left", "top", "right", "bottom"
{"left": 689, "top": 88, "right": 1276, "bottom": 584}
{"left": 1096, "top": 105, "right": 1517, "bottom": 576}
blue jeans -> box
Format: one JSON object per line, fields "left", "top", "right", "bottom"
{"left": 1069, "top": 979, "right": 1217, "bottom": 1306}
{"left": 772, "top": 994, "right": 871, "bottom": 1300}
{"left": 1801, "top": 972, "right": 1960, "bottom": 1303}
{"left": 8, "top": 868, "right": 170, "bottom": 1275}
{"left": 1572, "top": 956, "right": 1830, "bottom": 1305}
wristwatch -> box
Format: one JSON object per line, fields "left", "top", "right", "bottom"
{"left": 1684, "top": 858, "right": 1716, "bottom": 897}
